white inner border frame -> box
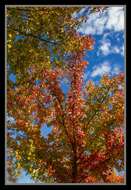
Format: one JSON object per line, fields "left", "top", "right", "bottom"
{"left": 5, "top": 4, "right": 126, "bottom": 185}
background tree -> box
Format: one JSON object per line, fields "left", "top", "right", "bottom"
{"left": 6, "top": 6, "right": 124, "bottom": 183}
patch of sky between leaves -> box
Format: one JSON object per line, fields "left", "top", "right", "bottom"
{"left": 40, "top": 124, "right": 52, "bottom": 139}
{"left": 9, "top": 73, "right": 16, "bottom": 83}
{"left": 35, "top": 79, "right": 41, "bottom": 85}
{"left": 15, "top": 35, "right": 26, "bottom": 42}
{"left": 8, "top": 128, "right": 27, "bottom": 139}
{"left": 60, "top": 77, "right": 70, "bottom": 95}
{"left": 16, "top": 170, "right": 35, "bottom": 184}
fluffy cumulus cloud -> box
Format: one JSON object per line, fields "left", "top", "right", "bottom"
{"left": 90, "top": 61, "right": 122, "bottom": 78}
{"left": 106, "top": 7, "right": 124, "bottom": 31}
{"left": 91, "top": 61, "right": 111, "bottom": 77}
{"left": 112, "top": 65, "right": 121, "bottom": 75}
{"left": 98, "top": 38, "right": 124, "bottom": 56}
{"left": 99, "top": 39, "right": 111, "bottom": 55}
{"left": 78, "top": 6, "right": 124, "bottom": 35}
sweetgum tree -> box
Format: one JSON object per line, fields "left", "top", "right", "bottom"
{"left": 7, "top": 6, "right": 124, "bottom": 183}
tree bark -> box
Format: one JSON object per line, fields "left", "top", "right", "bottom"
{"left": 72, "top": 145, "right": 77, "bottom": 182}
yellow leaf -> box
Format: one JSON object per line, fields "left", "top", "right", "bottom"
{"left": 17, "top": 163, "right": 21, "bottom": 169}
{"left": 29, "top": 168, "right": 33, "bottom": 172}
{"left": 28, "top": 152, "right": 32, "bottom": 156}
{"left": 8, "top": 33, "right": 12, "bottom": 38}
{"left": 8, "top": 44, "right": 12, "bottom": 49}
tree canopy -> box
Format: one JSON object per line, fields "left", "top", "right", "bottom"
{"left": 6, "top": 6, "right": 125, "bottom": 183}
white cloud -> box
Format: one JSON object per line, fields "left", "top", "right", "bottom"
{"left": 78, "top": 6, "right": 124, "bottom": 35}
{"left": 91, "top": 61, "right": 111, "bottom": 77}
{"left": 113, "top": 46, "right": 121, "bottom": 54}
{"left": 78, "top": 11, "right": 107, "bottom": 35}
{"left": 121, "top": 45, "right": 124, "bottom": 56}
{"left": 112, "top": 65, "right": 121, "bottom": 75}
{"left": 90, "top": 61, "right": 122, "bottom": 78}
{"left": 99, "top": 37, "right": 124, "bottom": 56}
{"left": 113, "top": 45, "right": 124, "bottom": 56}
{"left": 99, "top": 40, "right": 111, "bottom": 55}
{"left": 106, "top": 7, "right": 124, "bottom": 31}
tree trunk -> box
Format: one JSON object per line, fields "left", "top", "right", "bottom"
{"left": 72, "top": 148, "right": 77, "bottom": 182}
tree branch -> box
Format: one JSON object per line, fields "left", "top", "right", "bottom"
{"left": 9, "top": 28, "right": 60, "bottom": 45}
{"left": 85, "top": 87, "right": 110, "bottom": 127}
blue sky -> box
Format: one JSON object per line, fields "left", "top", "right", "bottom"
{"left": 16, "top": 170, "right": 35, "bottom": 184}
{"left": 8, "top": 6, "right": 125, "bottom": 183}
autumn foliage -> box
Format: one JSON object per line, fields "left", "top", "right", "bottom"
{"left": 7, "top": 7, "right": 125, "bottom": 183}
